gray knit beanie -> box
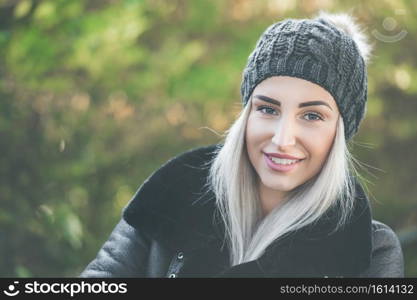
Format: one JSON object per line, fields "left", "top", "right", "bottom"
{"left": 241, "top": 13, "right": 369, "bottom": 140}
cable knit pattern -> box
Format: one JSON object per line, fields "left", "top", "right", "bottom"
{"left": 241, "top": 17, "right": 368, "bottom": 140}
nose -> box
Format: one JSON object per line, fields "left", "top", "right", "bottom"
{"left": 271, "top": 117, "right": 297, "bottom": 148}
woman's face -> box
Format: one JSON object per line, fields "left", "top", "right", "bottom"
{"left": 245, "top": 76, "right": 340, "bottom": 200}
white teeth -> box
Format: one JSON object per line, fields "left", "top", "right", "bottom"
{"left": 269, "top": 156, "right": 299, "bottom": 165}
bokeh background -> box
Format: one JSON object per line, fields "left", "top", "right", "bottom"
{"left": 1, "top": 0, "right": 416, "bottom": 277}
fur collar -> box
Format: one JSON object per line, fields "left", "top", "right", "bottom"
{"left": 123, "top": 144, "right": 373, "bottom": 277}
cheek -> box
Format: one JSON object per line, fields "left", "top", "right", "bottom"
{"left": 245, "top": 116, "right": 255, "bottom": 143}
{"left": 303, "top": 127, "right": 336, "bottom": 162}
{"left": 246, "top": 116, "right": 268, "bottom": 145}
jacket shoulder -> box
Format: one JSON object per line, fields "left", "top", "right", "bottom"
{"left": 129, "top": 143, "right": 220, "bottom": 199}
{"left": 359, "top": 220, "right": 404, "bottom": 277}
{"left": 80, "top": 219, "right": 150, "bottom": 277}
{"left": 122, "top": 144, "right": 221, "bottom": 245}
{"left": 145, "top": 144, "right": 220, "bottom": 183}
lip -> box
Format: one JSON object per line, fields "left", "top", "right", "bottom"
{"left": 263, "top": 153, "right": 303, "bottom": 172}
{"left": 264, "top": 152, "right": 304, "bottom": 160}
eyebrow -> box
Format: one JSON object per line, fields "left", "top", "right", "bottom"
{"left": 253, "top": 94, "right": 333, "bottom": 111}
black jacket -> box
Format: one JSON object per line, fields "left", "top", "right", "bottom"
{"left": 81, "top": 144, "right": 404, "bottom": 278}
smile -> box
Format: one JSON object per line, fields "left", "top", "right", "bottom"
{"left": 264, "top": 153, "right": 303, "bottom": 172}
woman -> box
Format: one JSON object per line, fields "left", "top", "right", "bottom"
{"left": 81, "top": 11, "right": 404, "bottom": 277}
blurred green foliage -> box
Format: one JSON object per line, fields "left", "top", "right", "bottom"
{"left": 1, "top": 0, "right": 416, "bottom": 277}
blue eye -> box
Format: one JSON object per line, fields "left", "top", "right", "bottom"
{"left": 304, "top": 112, "right": 324, "bottom": 121}
{"left": 257, "top": 105, "right": 277, "bottom": 115}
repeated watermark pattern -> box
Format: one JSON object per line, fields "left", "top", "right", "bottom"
{"left": 372, "top": 9, "right": 407, "bottom": 43}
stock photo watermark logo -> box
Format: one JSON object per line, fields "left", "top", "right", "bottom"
{"left": 2, "top": 280, "right": 128, "bottom": 297}
{"left": 372, "top": 9, "right": 407, "bottom": 43}
{"left": 3, "top": 281, "right": 20, "bottom": 297}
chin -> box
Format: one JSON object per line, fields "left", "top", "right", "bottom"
{"left": 262, "top": 177, "right": 294, "bottom": 192}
